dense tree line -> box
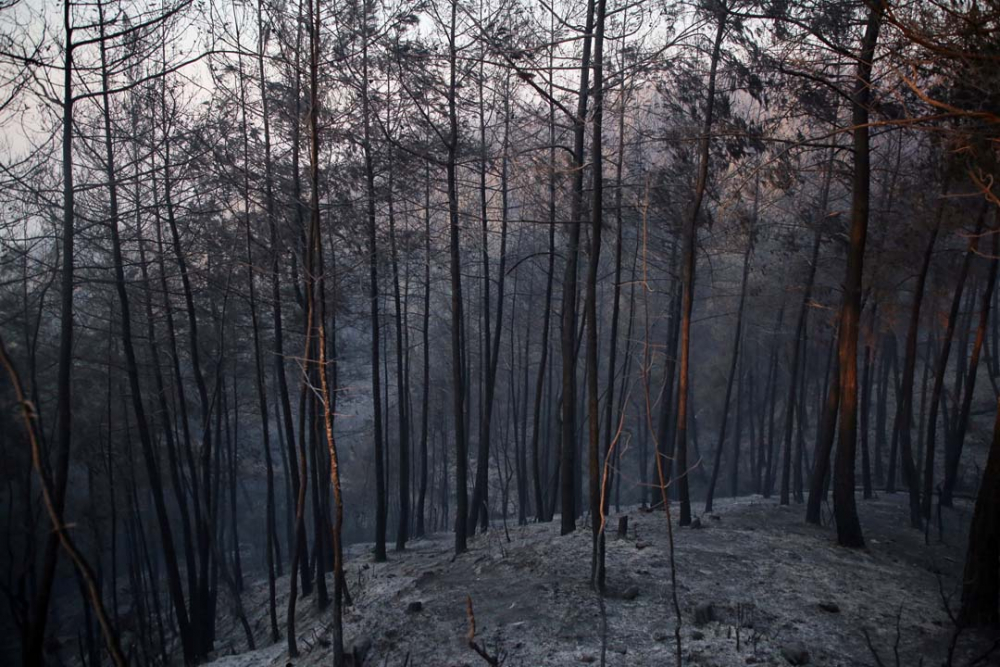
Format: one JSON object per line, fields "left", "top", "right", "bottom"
{"left": 0, "top": 0, "right": 998, "bottom": 664}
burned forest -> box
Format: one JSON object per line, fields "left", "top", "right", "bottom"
{"left": 1, "top": 0, "right": 1000, "bottom": 665}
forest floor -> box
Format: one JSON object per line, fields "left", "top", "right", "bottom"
{"left": 204, "top": 493, "right": 1000, "bottom": 667}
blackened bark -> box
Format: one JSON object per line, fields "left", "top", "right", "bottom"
{"left": 832, "top": 0, "right": 884, "bottom": 548}
{"left": 24, "top": 9, "right": 76, "bottom": 663}
{"left": 959, "top": 395, "right": 1000, "bottom": 626}
{"left": 674, "top": 10, "right": 727, "bottom": 527}
{"left": 921, "top": 210, "right": 985, "bottom": 521}
{"left": 894, "top": 205, "right": 945, "bottom": 527}
{"left": 388, "top": 159, "right": 411, "bottom": 550}
{"left": 97, "top": 21, "right": 195, "bottom": 661}
{"left": 781, "top": 224, "right": 825, "bottom": 504}
{"left": 860, "top": 306, "right": 877, "bottom": 500}
{"left": 417, "top": 167, "right": 432, "bottom": 537}
{"left": 360, "top": 5, "right": 387, "bottom": 561}
{"left": 944, "top": 228, "right": 999, "bottom": 505}
{"left": 586, "top": 0, "right": 608, "bottom": 590}
{"left": 806, "top": 334, "right": 840, "bottom": 525}
{"left": 705, "top": 225, "right": 753, "bottom": 513}
{"left": 446, "top": 0, "right": 469, "bottom": 554}
{"left": 560, "top": 0, "right": 596, "bottom": 536}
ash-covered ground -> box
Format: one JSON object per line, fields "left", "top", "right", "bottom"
{"left": 204, "top": 494, "right": 999, "bottom": 667}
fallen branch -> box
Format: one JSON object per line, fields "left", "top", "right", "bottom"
{"left": 466, "top": 595, "right": 502, "bottom": 666}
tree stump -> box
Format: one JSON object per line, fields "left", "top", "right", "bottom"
{"left": 616, "top": 515, "right": 628, "bottom": 539}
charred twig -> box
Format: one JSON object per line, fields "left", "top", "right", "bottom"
{"left": 969, "top": 638, "right": 1000, "bottom": 666}
{"left": 935, "top": 570, "right": 963, "bottom": 666}
{"left": 862, "top": 604, "right": 905, "bottom": 667}
{"left": 892, "top": 604, "right": 903, "bottom": 667}
{"left": 863, "top": 628, "right": 888, "bottom": 667}
{"left": 734, "top": 602, "right": 755, "bottom": 652}
{"left": 466, "top": 595, "right": 502, "bottom": 666}
{"left": 936, "top": 570, "right": 958, "bottom": 625}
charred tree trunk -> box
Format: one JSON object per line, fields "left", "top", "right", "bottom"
{"left": 959, "top": 395, "right": 1000, "bottom": 626}
{"left": 875, "top": 333, "right": 894, "bottom": 488}
{"left": 894, "top": 193, "right": 947, "bottom": 528}
{"left": 763, "top": 303, "right": 786, "bottom": 498}
{"left": 560, "top": 0, "right": 596, "bottom": 536}
{"left": 530, "top": 92, "right": 557, "bottom": 522}
{"left": 23, "top": 8, "right": 76, "bottom": 663}
{"left": 360, "top": 7, "right": 387, "bottom": 561}
{"left": 705, "top": 220, "right": 753, "bottom": 513}
{"left": 241, "top": 17, "right": 279, "bottom": 638}
{"left": 781, "top": 223, "right": 826, "bottom": 504}
{"left": 468, "top": 67, "right": 511, "bottom": 536}
{"left": 417, "top": 167, "right": 433, "bottom": 537}
{"left": 657, "top": 240, "right": 683, "bottom": 499}
{"left": 388, "top": 156, "right": 411, "bottom": 550}
{"left": 97, "top": 16, "right": 195, "bottom": 660}
{"left": 860, "top": 306, "right": 877, "bottom": 500}
{"left": 445, "top": 0, "right": 469, "bottom": 554}
{"left": 266, "top": 9, "right": 310, "bottom": 596}
{"left": 674, "top": 9, "right": 727, "bottom": 526}
{"left": 921, "top": 209, "right": 985, "bottom": 520}
{"left": 586, "top": 0, "right": 608, "bottom": 591}
{"left": 806, "top": 333, "right": 840, "bottom": 525}
{"left": 602, "top": 76, "right": 632, "bottom": 519}
{"left": 944, "top": 227, "right": 999, "bottom": 506}
{"left": 832, "top": 0, "right": 884, "bottom": 548}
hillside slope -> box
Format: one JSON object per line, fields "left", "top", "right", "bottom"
{"left": 204, "top": 494, "right": 998, "bottom": 667}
